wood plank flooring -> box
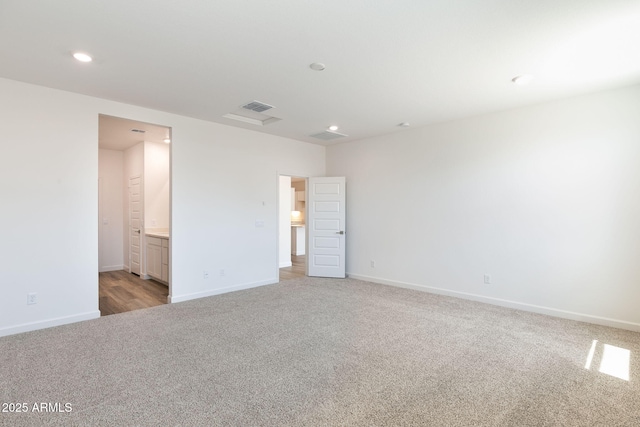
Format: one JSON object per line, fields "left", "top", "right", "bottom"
{"left": 99, "top": 270, "right": 168, "bottom": 316}
{"left": 280, "top": 255, "right": 306, "bottom": 281}
{"left": 101, "top": 255, "right": 303, "bottom": 316}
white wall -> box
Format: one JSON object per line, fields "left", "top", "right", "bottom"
{"left": 0, "top": 79, "right": 100, "bottom": 335}
{"left": 170, "top": 119, "right": 325, "bottom": 302}
{"left": 98, "top": 149, "right": 124, "bottom": 272}
{"left": 144, "top": 141, "right": 170, "bottom": 230}
{"left": 327, "top": 84, "right": 640, "bottom": 331}
{"left": 279, "top": 176, "right": 292, "bottom": 268}
{"left": 0, "top": 77, "right": 325, "bottom": 336}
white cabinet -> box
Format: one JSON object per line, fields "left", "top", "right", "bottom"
{"left": 291, "top": 226, "right": 305, "bottom": 256}
{"left": 290, "top": 188, "right": 296, "bottom": 211}
{"left": 161, "top": 238, "right": 169, "bottom": 282}
{"left": 146, "top": 235, "right": 169, "bottom": 283}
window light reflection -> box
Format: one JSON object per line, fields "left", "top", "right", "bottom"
{"left": 584, "top": 340, "right": 631, "bottom": 381}
{"left": 599, "top": 344, "right": 630, "bottom": 381}
{"left": 584, "top": 340, "right": 597, "bottom": 370}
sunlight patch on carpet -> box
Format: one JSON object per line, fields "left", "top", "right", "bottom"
{"left": 599, "top": 344, "right": 630, "bottom": 381}
{"left": 584, "top": 339, "right": 630, "bottom": 381}
{"left": 584, "top": 340, "right": 598, "bottom": 370}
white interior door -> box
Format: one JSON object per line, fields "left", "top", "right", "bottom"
{"left": 129, "top": 176, "right": 142, "bottom": 275}
{"left": 307, "top": 177, "right": 346, "bottom": 278}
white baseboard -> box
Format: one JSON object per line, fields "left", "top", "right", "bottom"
{"left": 0, "top": 311, "right": 101, "bottom": 338}
{"left": 348, "top": 273, "right": 640, "bottom": 333}
{"left": 279, "top": 261, "right": 292, "bottom": 268}
{"left": 99, "top": 265, "right": 124, "bottom": 273}
{"left": 169, "top": 278, "right": 278, "bottom": 304}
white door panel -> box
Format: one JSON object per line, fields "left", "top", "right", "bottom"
{"left": 307, "top": 176, "right": 346, "bottom": 278}
{"left": 314, "top": 237, "right": 340, "bottom": 248}
{"left": 129, "top": 176, "right": 142, "bottom": 276}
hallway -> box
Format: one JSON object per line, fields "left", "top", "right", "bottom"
{"left": 279, "top": 255, "right": 305, "bottom": 281}
{"left": 99, "top": 270, "right": 168, "bottom": 316}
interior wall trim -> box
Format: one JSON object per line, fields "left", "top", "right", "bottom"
{"left": 169, "top": 278, "right": 278, "bottom": 304}
{"left": 98, "top": 265, "right": 125, "bottom": 273}
{"left": 0, "top": 311, "right": 101, "bottom": 338}
{"left": 348, "top": 273, "right": 640, "bottom": 333}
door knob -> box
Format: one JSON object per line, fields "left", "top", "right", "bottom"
{"left": 336, "top": 231, "right": 344, "bottom": 235}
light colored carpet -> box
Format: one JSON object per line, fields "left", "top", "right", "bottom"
{"left": 1, "top": 277, "right": 639, "bottom": 426}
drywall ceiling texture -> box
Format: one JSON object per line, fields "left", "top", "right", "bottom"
{"left": 327, "top": 84, "right": 640, "bottom": 331}
{"left": 0, "top": 77, "right": 325, "bottom": 337}
{"left": 1, "top": 1, "right": 639, "bottom": 145}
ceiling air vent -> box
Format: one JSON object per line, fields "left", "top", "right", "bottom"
{"left": 130, "top": 128, "right": 146, "bottom": 133}
{"left": 242, "top": 101, "right": 274, "bottom": 113}
{"left": 310, "top": 130, "right": 348, "bottom": 141}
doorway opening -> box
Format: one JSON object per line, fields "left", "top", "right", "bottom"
{"left": 98, "top": 114, "right": 172, "bottom": 315}
{"left": 278, "top": 175, "right": 307, "bottom": 281}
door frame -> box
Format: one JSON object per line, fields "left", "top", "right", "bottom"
{"left": 276, "top": 173, "right": 309, "bottom": 281}
{"left": 98, "top": 114, "right": 173, "bottom": 315}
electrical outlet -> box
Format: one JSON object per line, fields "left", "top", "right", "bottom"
{"left": 203, "top": 271, "right": 209, "bottom": 279}
{"left": 219, "top": 269, "right": 225, "bottom": 277}
{"left": 370, "top": 260, "right": 375, "bottom": 268}
{"left": 27, "top": 293, "right": 37, "bottom": 305}
{"left": 484, "top": 274, "right": 491, "bottom": 284}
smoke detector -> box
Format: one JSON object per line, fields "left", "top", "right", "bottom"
{"left": 512, "top": 74, "right": 534, "bottom": 85}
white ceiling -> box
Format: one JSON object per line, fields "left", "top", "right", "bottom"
{"left": 99, "top": 115, "right": 171, "bottom": 151}
{"left": 2, "top": 0, "right": 639, "bottom": 146}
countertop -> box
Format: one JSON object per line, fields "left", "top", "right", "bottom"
{"left": 291, "top": 224, "right": 305, "bottom": 228}
{"left": 146, "top": 231, "right": 170, "bottom": 239}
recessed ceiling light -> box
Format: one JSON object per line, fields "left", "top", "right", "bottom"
{"left": 398, "top": 122, "right": 410, "bottom": 127}
{"left": 328, "top": 125, "right": 339, "bottom": 131}
{"left": 73, "top": 52, "right": 93, "bottom": 63}
{"left": 163, "top": 138, "right": 171, "bottom": 144}
{"left": 512, "top": 74, "right": 533, "bottom": 85}
{"left": 309, "top": 62, "right": 326, "bottom": 71}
